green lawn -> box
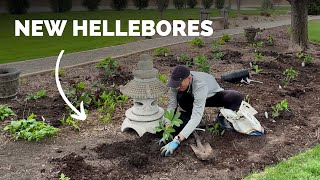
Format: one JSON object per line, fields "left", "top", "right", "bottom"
{"left": 245, "top": 145, "right": 320, "bottom": 180}
{"left": 309, "top": 20, "right": 320, "bottom": 44}
{"left": 0, "top": 7, "right": 289, "bottom": 64}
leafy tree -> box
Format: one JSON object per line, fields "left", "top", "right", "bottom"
{"left": 215, "top": 0, "right": 225, "bottom": 9}
{"left": 156, "top": 0, "right": 169, "bottom": 19}
{"left": 202, "top": 0, "right": 213, "bottom": 9}
{"left": 49, "top": 0, "right": 72, "bottom": 13}
{"left": 187, "top": 0, "right": 197, "bottom": 8}
{"left": 173, "top": 0, "right": 186, "bottom": 9}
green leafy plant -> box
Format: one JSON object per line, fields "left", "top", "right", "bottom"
{"left": 221, "top": 34, "right": 232, "bottom": 42}
{"left": 155, "top": 109, "right": 183, "bottom": 141}
{"left": 60, "top": 115, "right": 80, "bottom": 131}
{"left": 266, "top": 35, "right": 274, "bottom": 45}
{"left": 157, "top": 73, "right": 168, "bottom": 84}
{"left": 190, "top": 37, "right": 205, "bottom": 47}
{"left": 25, "top": 89, "right": 47, "bottom": 101}
{"left": 254, "top": 52, "right": 263, "bottom": 61}
{"left": 212, "top": 52, "right": 224, "bottom": 60}
{"left": 271, "top": 99, "right": 289, "bottom": 118}
{"left": 208, "top": 122, "right": 225, "bottom": 136}
{"left": 194, "top": 55, "right": 210, "bottom": 73}
{"left": 295, "top": 52, "right": 305, "bottom": 59}
{"left": 250, "top": 41, "right": 264, "bottom": 52}
{"left": 65, "top": 82, "right": 93, "bottom": 109}
{"left": 60, "top": 173, "right": 70, "bottom": 180}
{"left": 303, "top": 54, "right": 314, "bottom": 65}
{"left": 252, "top": 64, "right": 263, "bottom": 74}
{"left": 0, "top": 105, "right": 16, "bottom": 121}
{"left": 283, "top": 67, "right": 298, "bottom": 86}
{"left": 94, "top": 91, "right": 120, "bottom": 128}
{"left": 217, "top": 38, "right": 226, "bottom": 45}
{"left": 4, "top": 114, "right": 59, "bottom": 141}
{"left": 178, "top": 53, "right": 190, "bottom": 62}
{"left": 211, "top": 41, "right": 221, "bottom": 52}
{"left": 96, "top": 57, "right": 120, "bottom": 79}
{"left": 153, "top": 47, "right": 171, "bottom": 56}
{"left": 51, "top": 68, "right": 65, "bottom": 77}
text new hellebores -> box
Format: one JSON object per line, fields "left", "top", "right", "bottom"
{"left": 15, "top": 19, "right": 214, "bottom": 37}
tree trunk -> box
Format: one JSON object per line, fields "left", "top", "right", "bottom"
{"left": 236, "top": 0, "right": 241, "bottom": 16}
{"left": 228, "top": 0, "right": 232, "bottom": 10}
{"left": 289, "top": 0, "right": 309, "bottom": 52}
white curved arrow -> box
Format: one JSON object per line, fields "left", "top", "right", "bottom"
{"left": 55, "top": 50, "right": 87, "bottom": 121}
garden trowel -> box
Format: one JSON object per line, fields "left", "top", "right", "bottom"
{"left": 190, "top": 131, "right": 214, "bottom": 161}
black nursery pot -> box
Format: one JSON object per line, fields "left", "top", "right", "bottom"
{"left": 0, "top": 68, "right": 21, "bottom": 99}
{"left": 221, "top": 69, "right": 250, "bottom": 83}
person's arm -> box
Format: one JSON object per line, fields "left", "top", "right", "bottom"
{"left": 177, "top": 84, "right": 208, "bottom": 141}
{"left": 164, "top": 88, "right": 178, "bottom": 125}
{"left": 167, "top": 88, "right": 178, "bottom": 111}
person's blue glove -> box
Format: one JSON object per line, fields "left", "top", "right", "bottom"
{"left": 160, "top": 137, "right": 180, "bottom": 156}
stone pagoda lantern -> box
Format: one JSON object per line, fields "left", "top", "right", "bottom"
{"left": 120, "top": 54, "right": 168, "bottom": 137}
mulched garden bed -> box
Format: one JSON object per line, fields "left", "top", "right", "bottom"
{"left": 1, "top": 25, "right": 320, "bottom": 180}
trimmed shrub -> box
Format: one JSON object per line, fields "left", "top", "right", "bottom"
{"left": 308, "top": 0, "right": 320, "bottom": 15}
{"left": 215, "top": 0, "right": 225, "bottom": 9}
{"left": 202, "top": 0, "right": 213, "bottom": 9}
{"left": 133, "top": 0, "right": 149, "bottom": 10}
{"left": 187, "top": 0, "right": 197, "bottom": 8}
{"left": 173, "top": 0, "right": 186, "bottom": 9}
{"left": 111, "top": 0, "right": 128, "bottom": 10}
{"left": 49, "top": 0, "right": 72, "bottom": 13}
{"left": 6, "top": 0, "right": 29, "bottom": 14}
{"left": 82, "top": 0, "right": 101, "bottom": 11}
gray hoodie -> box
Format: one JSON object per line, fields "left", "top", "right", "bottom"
{"left": 167, "top": 71, "right": 224, "bottom": 139}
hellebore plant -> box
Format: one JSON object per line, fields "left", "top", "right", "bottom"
{"left": 155, "top": 109, "right": 183, "bottom": 142}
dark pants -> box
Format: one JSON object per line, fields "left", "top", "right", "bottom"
{"left": 175, "top": 90, "right": 244, "bottom": 133}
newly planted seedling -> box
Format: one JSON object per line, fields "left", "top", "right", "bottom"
{"left": 65, "top": 82, "right": 93, "bottom": 109}
{"left": 283, "top": 67, "right": 298, "bottom": 86}
{"left": 157, "top": 73, "right": 168, "bottom": 84}
{"left": 254, "top": 52, "right": 263, "bottom": 62}
{"left": 208, "top": 122, "right": 225, "bottom": 136}
{"left": 266, "top": 35, "right": 274, "bottom": 45}
{"left": 271, "top": 99, "right": 289, "bottom": 118}
{"left": 211, "top": 41, "right": 221, "bottom": 52}
{"left": 60, "top": 115, "right": 80, "bottom": 131}
{"left": 4, "top": 113, "right": 59, "bottom": 141}
{"left": 295, "top": 52, "right": 305, "bottom": 59}
{"left": 60, "top": 173, "right": 70, "bottom": 180}
{"left": 252, "top": 64, "right": 263, "bottom": 74}
{"left": 52, "top": 68, "right": 65, "bottom": 77}
{"left": 153, "top": 47, "right": 171, "bottom": 56}
{"left": 194, "top": 55, "right": 210, "bottom": 73}
{"left": 25, "top": 89, "right": 47, "bottom": 101}
{"left": 303, "top": 54, "right": 314, "bottom": 65}
{"left": 96, "top": 57, "right": 120, "bottom": 79}
{"left": 179, "top": 53, "right": 190, "bottom": 62}
{"left": 190, "top": 37, "right": 205, "bottom": 47}
{"left": 221, "top": 34, "right": 232, "bottom": 42}
{"left": 212, "top": 52, "right": 224, "bottom": 60}
{"left": 0, "top": 105, "right": 16, "bottom": 121}
{"left": 155, "top": 109, "right": 183, "bottom": 142}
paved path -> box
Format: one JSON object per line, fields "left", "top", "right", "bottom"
{"left": 1, "top": 16, "right": 319, "bottom": 77}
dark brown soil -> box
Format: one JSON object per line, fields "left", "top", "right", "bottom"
{"left": 1, "top": 25, "right": 320, "bottom": 180}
